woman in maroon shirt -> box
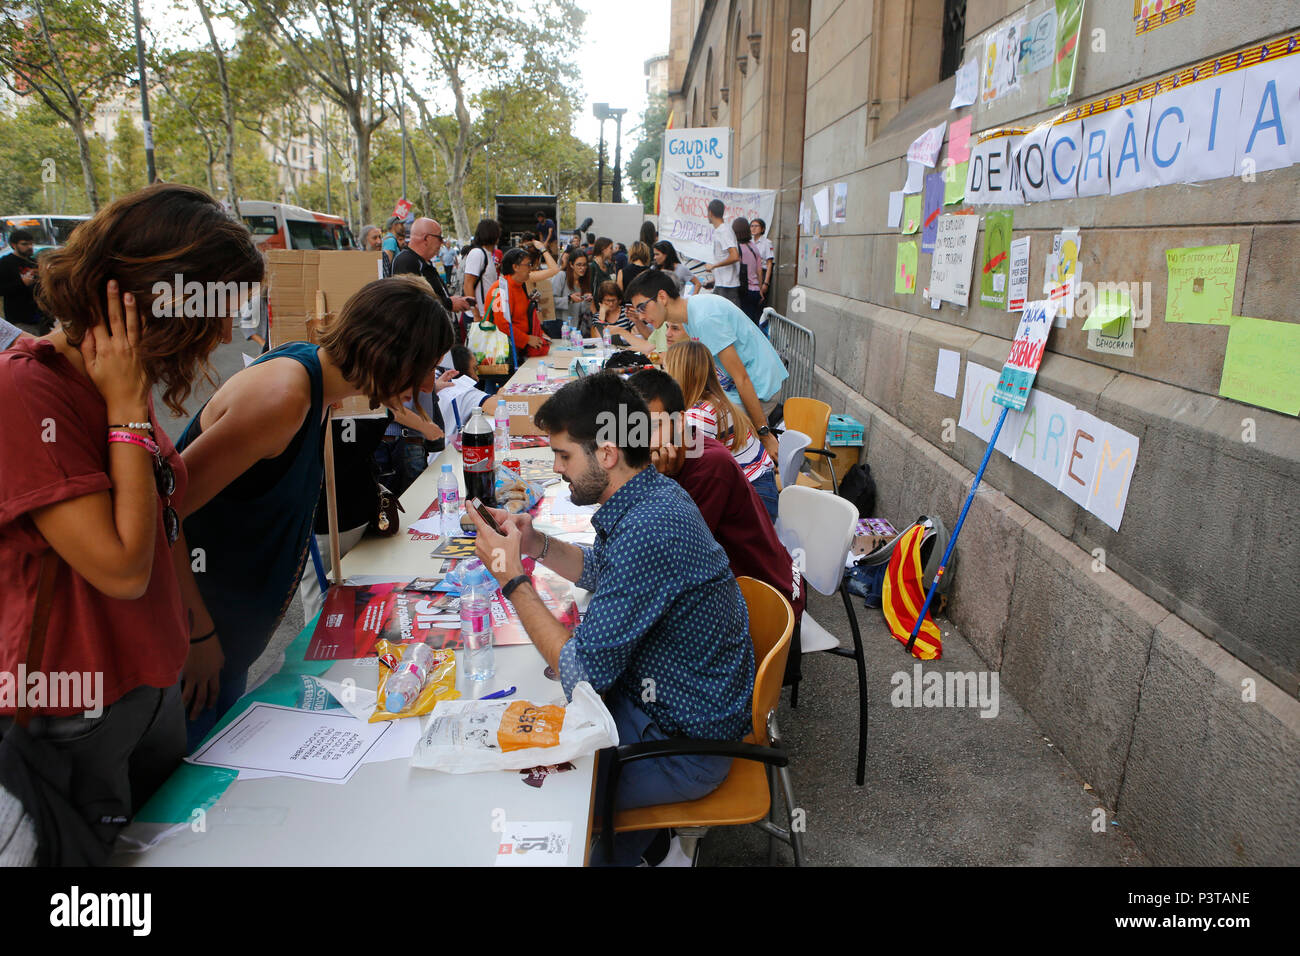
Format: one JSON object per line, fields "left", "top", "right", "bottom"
{"left": 0, "top": 184, "right": 263, "bottom": 864}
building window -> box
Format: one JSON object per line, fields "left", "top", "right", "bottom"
{"left": 940, "top": 0, "right": 967, "bottom": 81}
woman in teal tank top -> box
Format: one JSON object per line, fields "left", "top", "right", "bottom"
{"left": 175, "top": 276, "right": 455, "bottom": 750}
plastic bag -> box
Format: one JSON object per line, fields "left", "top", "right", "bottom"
{"left": 468, "top": 319, "right": 511, "bottom": 366}
{"left": 371, "top": 639, "right": 460, "bottom": 722}
{"left": 410, "top": 681, "right": 618, "bottom": 772}
{"left": 494, "top": 464, "right": 545, "bottom": 514}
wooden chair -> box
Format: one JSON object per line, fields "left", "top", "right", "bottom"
{"left": 600, "top": 577, "right": 803, "bottom": 865}
{"left": 779, "top": 397, "right": 839, "bottom": 494}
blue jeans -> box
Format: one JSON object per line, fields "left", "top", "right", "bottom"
{"left": 751, "top": 467, "right": 779, "bottom": 522}
{"left": 374, "top": 431, "right": 429, "bottom": 496}
{"left": 592, "top": 691, "right": 733, "bottom": 866}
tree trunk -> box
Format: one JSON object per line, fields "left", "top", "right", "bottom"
{"left": 70, "top": 110, "right": 99, "bottom": 212}
{"left": 196, "top": 0, "right": 238, "bottom": 210}
{"left": 347, "top": 99, "right": 371, "bottom": 227}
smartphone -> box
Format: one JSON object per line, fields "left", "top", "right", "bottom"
{"left": 470, "top": 497, "right": 504, "bottom": 535}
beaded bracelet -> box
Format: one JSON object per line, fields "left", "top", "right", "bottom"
{"left": 107, "top": 429, "right": 160, "bottom": 455}
{"left": 109, "top": 421, "right": 153, "bottom": 432}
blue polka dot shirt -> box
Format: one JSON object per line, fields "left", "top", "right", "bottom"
{"left": 558, "top": 466, "right": 755, "bottom": 741}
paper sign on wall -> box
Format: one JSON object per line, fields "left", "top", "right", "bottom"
{"left": 1086, "top": 422, "right": 1140, "bottom": 531}
{"left": 1048, "top": 0, "right": 1086, "bottom": 106}
{"left": 1044, "top": 229, "right": 1082, "bottom": 325}
{"left": 944, "top": 161, "right": 968, "bottom": 204}
{"left": 929, "top": 214, "right": 981, "bottom": 307}
{"left": 907, "top": 121, "right": 948, "bottom": 167}
{"left": 982, "top": 19, "right": 1024, "bottom": 103}
{"left": 980, "top": 210, "right": 1013, "bottom": 308}
{"left": 951, "top": 57, "right": 979, "bottom": 109}
{"left": 833, "top": 182, "right": 848, "bottom": 222}
{"left": 994, "top": 299, "right": 1055, "bottom": 412}
{"left": 903, "top": 161, "right": 926, "bottom": 194}
{"left": 812, "top": 187, "right": 831, "bottom": 226}
{"left": 1086, "top": 311, "right": 1136, "bottom": 358}
{"left": 1218, "top": 316, "right": 1300, "bottom": 415}
{"left": 887, "top": 190, "right": 904, "bottom": 228}
{"left": 901, "top": 194, "right": 922, "bottom": 234}
{"left": 921, "top": 173, "right": 945, "bottom": 253}
{"left": 1020, "top": 7, "right": 1057, "bottom": 74}
{"left": 1165, "top": 244, "right": 1238, "bottom": 324}
{"left": 895, "top": 241, "right": 919, "bottom": 294}
{"left": 948, "top": 116, "right": 974, "bottom": 163}
{"left": 935, "top": 348, "right": 961, "bottom": 398}
{"left": 958, "top": 362, "right": 1002, "bottom": 442}
{"left": 1007, "top": 235, "right": 1031, "bottom": 312}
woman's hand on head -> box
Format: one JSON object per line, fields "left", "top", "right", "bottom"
{"left": 82, "top": 279, "right": 149, "bottom": 419}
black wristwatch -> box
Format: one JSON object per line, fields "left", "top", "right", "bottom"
{"left": 501, "top": 574, "right": 531, "bottom": 600}
{"left": 757, "top": 425, "right": 772, "bottom": 437}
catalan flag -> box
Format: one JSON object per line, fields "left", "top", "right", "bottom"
{"left": 880, "top": 523, "right": 943, "bottom": 660}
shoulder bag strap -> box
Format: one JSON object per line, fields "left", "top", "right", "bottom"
{"left": 17, "top": 550, "right": 60, "bottom": 729}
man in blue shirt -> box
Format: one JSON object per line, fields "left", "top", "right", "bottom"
{"left": 469, "top": 373, "right": 754, "bottom": 864}
{"left": 626, "top": 269, "right": 787, "bottom": 460}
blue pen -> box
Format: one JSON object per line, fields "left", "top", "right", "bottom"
{"left": 479, "top": 686, "right": 517, "bottom": 700}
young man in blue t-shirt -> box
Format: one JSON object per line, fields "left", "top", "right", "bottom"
{"left": 625, "top": 269, "right": 787, "bottom": 460}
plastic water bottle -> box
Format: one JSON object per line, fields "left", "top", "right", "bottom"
{"left": 384, "top": 642, "right": 437, "bottom": 713}
{"left": 494, "top": 401, "right": 510, "bottom": 459}
{"left": 561, "top": 318, "right": 571, "bottom": 342}
{"left": 437, "top": 465, "right": 459, "bottom": 538}
{"left": 460, "top": 560, "right": 495, "bottom": 681}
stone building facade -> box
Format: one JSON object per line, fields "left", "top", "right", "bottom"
{"left": 669, "top": 0, "right": 1300, "bottom": 865}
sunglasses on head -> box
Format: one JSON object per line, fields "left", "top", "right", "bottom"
{"left": 153, "top": 454, "right": 179, "bottom": 546}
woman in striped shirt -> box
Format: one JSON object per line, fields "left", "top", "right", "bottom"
{"left": 664, "top": 340, "right": 779, "bottom": 521}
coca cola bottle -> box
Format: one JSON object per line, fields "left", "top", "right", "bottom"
{"left": 462, "top": 406, "right": 496, "bottom": 507}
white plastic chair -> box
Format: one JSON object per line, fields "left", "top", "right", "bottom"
{"left": 775, "top": 484, "right": 869, "bottom": 786}
{"left": 777, "top": 429, "right": 811, "bottom": 489}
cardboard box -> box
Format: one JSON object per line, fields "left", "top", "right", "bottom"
{"left": 266, "top": 250, "right": 385, "bottom": 418}
{"left": 497, "top": 379, "right": 571, "bottom": 435}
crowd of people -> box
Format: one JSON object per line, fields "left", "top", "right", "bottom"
{"left": 0, "top": 182, "right": 791, "bottom": 867}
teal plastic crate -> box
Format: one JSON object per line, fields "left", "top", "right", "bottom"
{"left": 827, "top": 413, "right": 865, "bottom": 446}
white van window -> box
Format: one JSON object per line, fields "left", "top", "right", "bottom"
{"left": 243, "top": 215, "right": 278, "bottom": 236}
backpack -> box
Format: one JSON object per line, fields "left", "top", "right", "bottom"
{"left": 850, "top": 516, "right": 952, "bottom": 659}
{"left": 838, "top": 463, "right": 877, "bottom": 517}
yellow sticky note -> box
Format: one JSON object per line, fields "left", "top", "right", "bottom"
{"left": 1082, "top": 287, "right": 1131, "bottom": 331}
{"left": 944, "top": 161, "right": 968, "bottom": 205}
{"left": 1166, "top": 244, "right": 1239, "bottom": 324}
{"left": 1218, "top": 317, "right": 1300, "bottom": 415}
{"left": 901, "top": 194, "right": 922, "bottom": 235}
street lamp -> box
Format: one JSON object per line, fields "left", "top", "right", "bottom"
{"left": 593, "top": 102, "right": 609, "bottom": 201}
{"left": 607, "top": 107, "right": 627, "bottom": 203}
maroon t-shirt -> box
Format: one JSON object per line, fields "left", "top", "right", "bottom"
{"left": 675, "top": 433, "right": 805, "bottom": 620}
{"left": 0, "top": 337, "right": 189, "bottom": 715}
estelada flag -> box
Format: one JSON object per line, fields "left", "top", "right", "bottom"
{"left": 880, "top": 523, "right": 942, "bottom": 659}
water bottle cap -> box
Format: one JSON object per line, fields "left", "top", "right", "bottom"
{"left": 386, "top": 690, "right": 406, "bottom": 712}
{"left": 442, "top": 464, "right": 453, "bottom": 473}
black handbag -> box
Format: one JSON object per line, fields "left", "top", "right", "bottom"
{"left": 0, "top": 553, "right": 113, "bottom": 866}
{"left": 369, "top": 481, "right": 405, "bottom": 537}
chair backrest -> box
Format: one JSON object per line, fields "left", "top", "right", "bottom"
{"left": 777, "top": 428, "right": 811, "bottom": 488}
{"left": 783, "top": 397, "right": 831, "bottom": 451}
{"left": 737, "top": 577, "right": 793, "bottom": 746}
{"left": 775, "top": 484, "right": 858, "bottom": 597}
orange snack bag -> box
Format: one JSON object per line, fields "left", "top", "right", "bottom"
{"left": 497, "top": 701, "right": 565, "bottom": 752}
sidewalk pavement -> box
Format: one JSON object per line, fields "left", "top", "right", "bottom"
{"left": 701, "top": 588, "right": 1148, "bottom": 866}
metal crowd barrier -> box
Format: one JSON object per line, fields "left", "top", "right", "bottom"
{"left": 762, "top": 307, "right": 815, "bottom": 403}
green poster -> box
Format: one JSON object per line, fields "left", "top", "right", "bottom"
{"left": 1165, "top": 244, "right": 1239, "bottom": 324}
{"left": 1219, "top": 317, "right": 1300, "bottom": 415}
{"left": 944, "top": 161, "right": 968, "bottom": 205}
{"left": 901, "top": 194, "right": 922, "bottom": 234}
{"left": 1082, "top": 286, "right": 1131, "bottom": 330}
{"left": 979, "top": 211, "right": 1013, "bottom": 308}
{"left": 896, "top": 241, "right": 918, "bottom": 294}
{"left": 1048, "top": 0, "right": 1085, "bottom": 106}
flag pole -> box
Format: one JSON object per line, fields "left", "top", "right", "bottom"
{"left": 906, "top": 405, "right": 1009, "bottom": 653}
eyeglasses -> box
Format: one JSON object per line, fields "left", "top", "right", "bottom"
{"left": 429, "top": 232, "right": 443, "bottom": 240}
{"left": 632, "top": 300, "right": 651, "bottom": 314}
{"left": 153, "top": 453, "right": 179, "bottom": 546}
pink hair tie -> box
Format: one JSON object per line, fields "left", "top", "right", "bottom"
{"left": 107, "top": 429, "right": 160, "bottom": 456}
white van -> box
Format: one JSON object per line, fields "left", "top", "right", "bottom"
{"left": 237, "top": 200, "right": 356, "bottom": 251}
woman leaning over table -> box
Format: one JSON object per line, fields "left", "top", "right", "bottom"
{"left": 175, "top": 276, "right": 455, "bottom": 751}
{"left": 0, "top": 184, "right": 264, "bottom": 864}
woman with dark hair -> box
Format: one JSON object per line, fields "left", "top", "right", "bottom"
{"left": 617, "top": 242, "right": 653, "bottom": 292}
{"left": 175, "top": 276, "right": 455, "bottom": 747}
{"left": 652, "top": 240, "right": 702, "bottom": 295}
{"left": 750, "top": 218, "right": 774, "bottom": 306}
{"left": 639, "top": 220, "right": 657, "bottom": 249}
{"left": 0, "top": 183, "right": 264, "bottom": 863}
{"left": 489, "top": 248, "right": 547, "bottom": 366}
{"left": 552, "top": 249, "right": 593, "bottom": 328}
{"left": 462, "top": 218, "right": 502, "bottom": 324}
{"left": 731, "top": 217, "right": 765, "bottom": 324}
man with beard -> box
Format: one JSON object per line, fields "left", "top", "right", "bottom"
{"left": 467, "top": 373, "right": 754, "bottom": 865}
{"left": 0, "top": 230, "right": 43, "bottom": 334}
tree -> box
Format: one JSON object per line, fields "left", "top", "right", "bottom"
{"left": 402, "top": 0, "right": 584, "bottom": 238}
{"left": 238, "top": 0, "right": 392, "bottom": 224}
{"left": 0, "top": 103, "right": 89, "bottom": 212}
{"left": 627, "top": 93, "right": 667, "bottom": 211}
{"left": 194, "top": 0, "right": 240, "bottom": 209}
{"left": 0, "top": 0, "right": 135, "bottom": 211}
